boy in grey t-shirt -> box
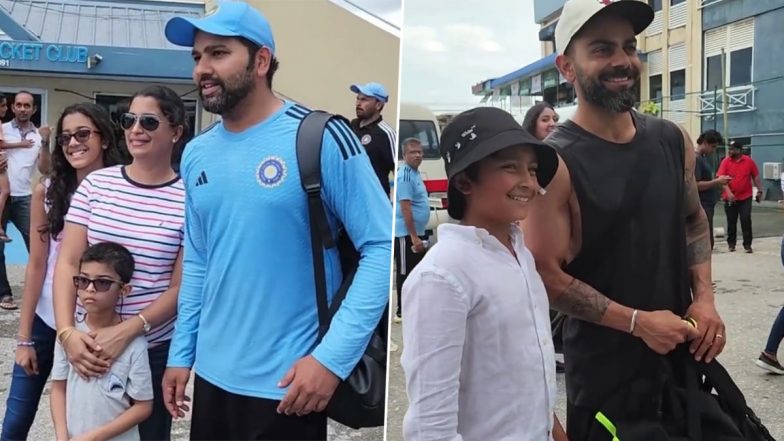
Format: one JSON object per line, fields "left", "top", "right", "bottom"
{"left": 51, "top": 243, "right": 153, "bottom": 441}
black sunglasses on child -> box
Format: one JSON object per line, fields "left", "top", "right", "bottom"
{"left": 119, "top": 113, "right": 165, "bottom": 131}
{"left": 73, "top": 275, "right": 124, "bottom": 292}
{"left": 56, "top": 129, "right": 100, "bottom": 146}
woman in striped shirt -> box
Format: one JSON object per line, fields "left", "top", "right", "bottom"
{"left": 53, "top": 86, "right": 188, "bottom": 440}
{"left": 2, "top": 103, "right": 124, "bottom": 440}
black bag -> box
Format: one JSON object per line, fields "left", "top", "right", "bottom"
{"left": 296, "top": 110, "right": 387, "bottom": 429}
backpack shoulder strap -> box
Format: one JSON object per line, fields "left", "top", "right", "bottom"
{"left": 296, "top": 110, "right": 338, "bottom": 341}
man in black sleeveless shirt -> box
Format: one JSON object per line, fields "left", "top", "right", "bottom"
{"left": 522, "top": 0, "right": 725, "bottom": 439}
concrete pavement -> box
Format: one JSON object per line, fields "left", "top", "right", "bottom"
{"left": 387, "top": 235, "right": 784, "bottom": 441}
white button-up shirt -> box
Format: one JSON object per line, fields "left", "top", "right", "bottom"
{"left": 401, "top": 223, "right": 556, "bottom": 441}
{"left": 2, "top": 120, "right": 41, "bottom": 196}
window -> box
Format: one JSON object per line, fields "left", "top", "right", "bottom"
{"left": 705, "top": 55, "right": 723, "bottom": 91}
{"left": 729, "top": 47, "right": 752, "bottom": 86}
{"left": 398, "top": 120, "right": 439, "bottom": 159}
{"left": 0, "top": 89, "right": 46, "bottom": 126}
{"left": 704, "top": 48, "right": 753, "bottom": 89}
{"left": 704, "top": 19, "right": 754, "bottom": 90}
{"left": 649, "top": 0, "right": 663, "bottom": 11}
{"left": 649, "top": 74, "right": 663, "bottom": 101}
{"left": 670, "top": 0, "right": 686, "bottom": 5}
{"left": 670, "top": 70, "right": 686, "bottom": 100}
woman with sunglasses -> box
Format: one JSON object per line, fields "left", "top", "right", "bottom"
{"left": 53, "top": 85, "right": 188, "bottom": 441}
{"left": 2, "top": 102, "right": 124, "bottom": 440}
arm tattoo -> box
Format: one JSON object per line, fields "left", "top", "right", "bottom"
{"left": 552, "top": 278, "right": 610, "bottom": 324}
{"left": 683, "top": 156, "right": 712, "bottom": 266}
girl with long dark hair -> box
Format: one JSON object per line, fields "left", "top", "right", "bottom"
{"left": 2, "top": 103, "right": 124, "bottom": 440}
{"left": 522, "top": 102, "right": 559, "bottom": 141}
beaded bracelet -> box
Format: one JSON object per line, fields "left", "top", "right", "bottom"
{"left": 16, "top": 340, "right": 34, "bottom": 347}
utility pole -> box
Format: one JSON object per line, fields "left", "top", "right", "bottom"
{"left": 721, "top": 48, "right": 729, "bottom": 156}
{"left": 712, "top": 86, "right": 718, "bottom": 131}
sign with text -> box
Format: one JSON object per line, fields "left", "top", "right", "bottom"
{"left": 0, "top": 41, "right": 88, "bottom": 68}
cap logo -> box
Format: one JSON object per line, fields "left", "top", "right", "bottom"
{"left": 460, "top": 125, "right": 477, "bottom": 141}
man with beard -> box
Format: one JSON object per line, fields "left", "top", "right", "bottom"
{"left": 393, "top": 138, "right": 429, "bottom": 323}
{"left": 349, "top": 82, "right": 396, "bottom": 196}
{"left": 522, "top": 0, "right": 723, "bottom": 439}
{"left": 717, "top": 140, "right": 763, "bottom": 253}
{"left": 0, "top": 91, "right": 50, "bottom": 310}
{"left": 162, "top": 3, "right": 392, "bottom": 440}
{"left": 694, "top": 129, "right": 731, "bottom": 250}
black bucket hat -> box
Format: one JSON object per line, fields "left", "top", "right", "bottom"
{"left": 440, "top": 107, "right": 559, "bottom": 220}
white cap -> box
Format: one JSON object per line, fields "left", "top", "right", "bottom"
{"left": 555, "top": 0, "right": 654, "bottom": 55}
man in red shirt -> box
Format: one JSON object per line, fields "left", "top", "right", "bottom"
{"left": 717, "top": 140, "right": 763, "bottom": 253}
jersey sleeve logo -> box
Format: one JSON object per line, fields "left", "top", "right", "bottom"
{"left": 361, "top": 134, "right": 372, "bottom": 145}
{"left": 256, "top": 156, "right": 287, "bottom": 188}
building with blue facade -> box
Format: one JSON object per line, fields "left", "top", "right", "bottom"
{"left": 700, "top": 0, "right": 784, "bottom": 199}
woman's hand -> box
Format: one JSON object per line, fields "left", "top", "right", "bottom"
{"left": 62, "top": 330, "right": 110, "bottom": 379}
{"left": 89, "top": 319, "right": 142, "bottom": 365}
{"left": 15, "top": 345, "right": 38, "bottom": 376}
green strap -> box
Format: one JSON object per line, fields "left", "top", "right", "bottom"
{"left": 595, "top": 411, "right": 620, "bottom": 441}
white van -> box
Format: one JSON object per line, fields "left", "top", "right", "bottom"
{"left": 397, "top": 103, "right": 449, "bottom": 235}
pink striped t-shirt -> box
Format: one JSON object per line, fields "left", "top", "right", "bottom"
{"left": 65, "top": 165, "right": 185, "bottom": 346}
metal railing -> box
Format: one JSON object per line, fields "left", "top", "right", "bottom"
{"left": 699, "top": 0, "right": 725, "bottom": 8}
{"left": 699, "top": 85, "right": 756, "bottom": 116}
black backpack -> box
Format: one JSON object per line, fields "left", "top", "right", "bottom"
{"left": 295, "top": 110, "right": 387, "bottom": 429}
{"left": 588, "top": 347, "right": 776, "bottom": 441}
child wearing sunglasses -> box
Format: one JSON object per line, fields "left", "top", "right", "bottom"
{"left": 51, "top": 242, "right": 153, "bottom": 441}
{"left": 401, "top": 107, "right": 567, "bottom": 440}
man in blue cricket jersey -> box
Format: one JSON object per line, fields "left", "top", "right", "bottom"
{"left": 161, "top": 2, "right": 392, "bottom": 439}
{"left": 393, "top": 138, "right": 430, "bottom": 323}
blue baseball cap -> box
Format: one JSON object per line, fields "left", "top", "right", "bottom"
{"left": 350, "top": 82, "right": 389, "bottom": 102}
{"left": 165, "top": 1, "right": 275, "bottom": 54}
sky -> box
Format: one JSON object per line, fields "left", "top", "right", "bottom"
{"left": 339, "top": 0, "right": 403, "bottom": 31}
{"left": 400, "top": 0, "right": 542, "bottom": 113}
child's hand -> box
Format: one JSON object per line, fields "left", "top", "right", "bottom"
{"left": 15, "top": 345, "right": 38, "bottom": 376}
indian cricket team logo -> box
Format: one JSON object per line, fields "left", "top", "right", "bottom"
{"left": 361, "top": 134, "right": 372, "bottom": 145}
{"left": 256, "top": 156, "right": 287, "bottom": 188}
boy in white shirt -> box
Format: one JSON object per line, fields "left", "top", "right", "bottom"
{"left": 51, "top": 242, "right": 153, "bottom": 441}
{"left": 401, "top": 107, "right": 567, "bottom": 441}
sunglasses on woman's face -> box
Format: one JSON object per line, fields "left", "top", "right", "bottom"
{"left": 56, "top": 129, "right": 99, "bottom": 146}
{"left": 72, "top": 275, "right": 124, "bottom": 292}
{"left": 120, "top": 113, "right": 164, "bottom": 131}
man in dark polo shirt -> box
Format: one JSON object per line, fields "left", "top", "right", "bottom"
{"left": 694, "top": 130, "right": 731, "bottom": 250}
{"left": 717, "top": 140, "right": 763, "bottom": 253}
{"left": 349, "top": 82, "right": 396, "bottom": 196}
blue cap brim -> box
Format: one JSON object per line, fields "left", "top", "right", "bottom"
{"left": 165, "top": 16, "right": 240, "bottom": 47}
{"left": 350, "top": 84, "right": 388, "bottom": 102}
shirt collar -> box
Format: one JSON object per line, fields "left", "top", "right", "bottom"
{"left": 437, "top": 223, "right": 524, "bottom": 253}
{"left": 11, "top": 119, "right": 34, "bottom": 133}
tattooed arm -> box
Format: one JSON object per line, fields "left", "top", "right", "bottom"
{"left": 523, "top": 154, "right": 698, "bottom": 355}
{"left": 679, "top": 126, "right": 726, "bottom": 362}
